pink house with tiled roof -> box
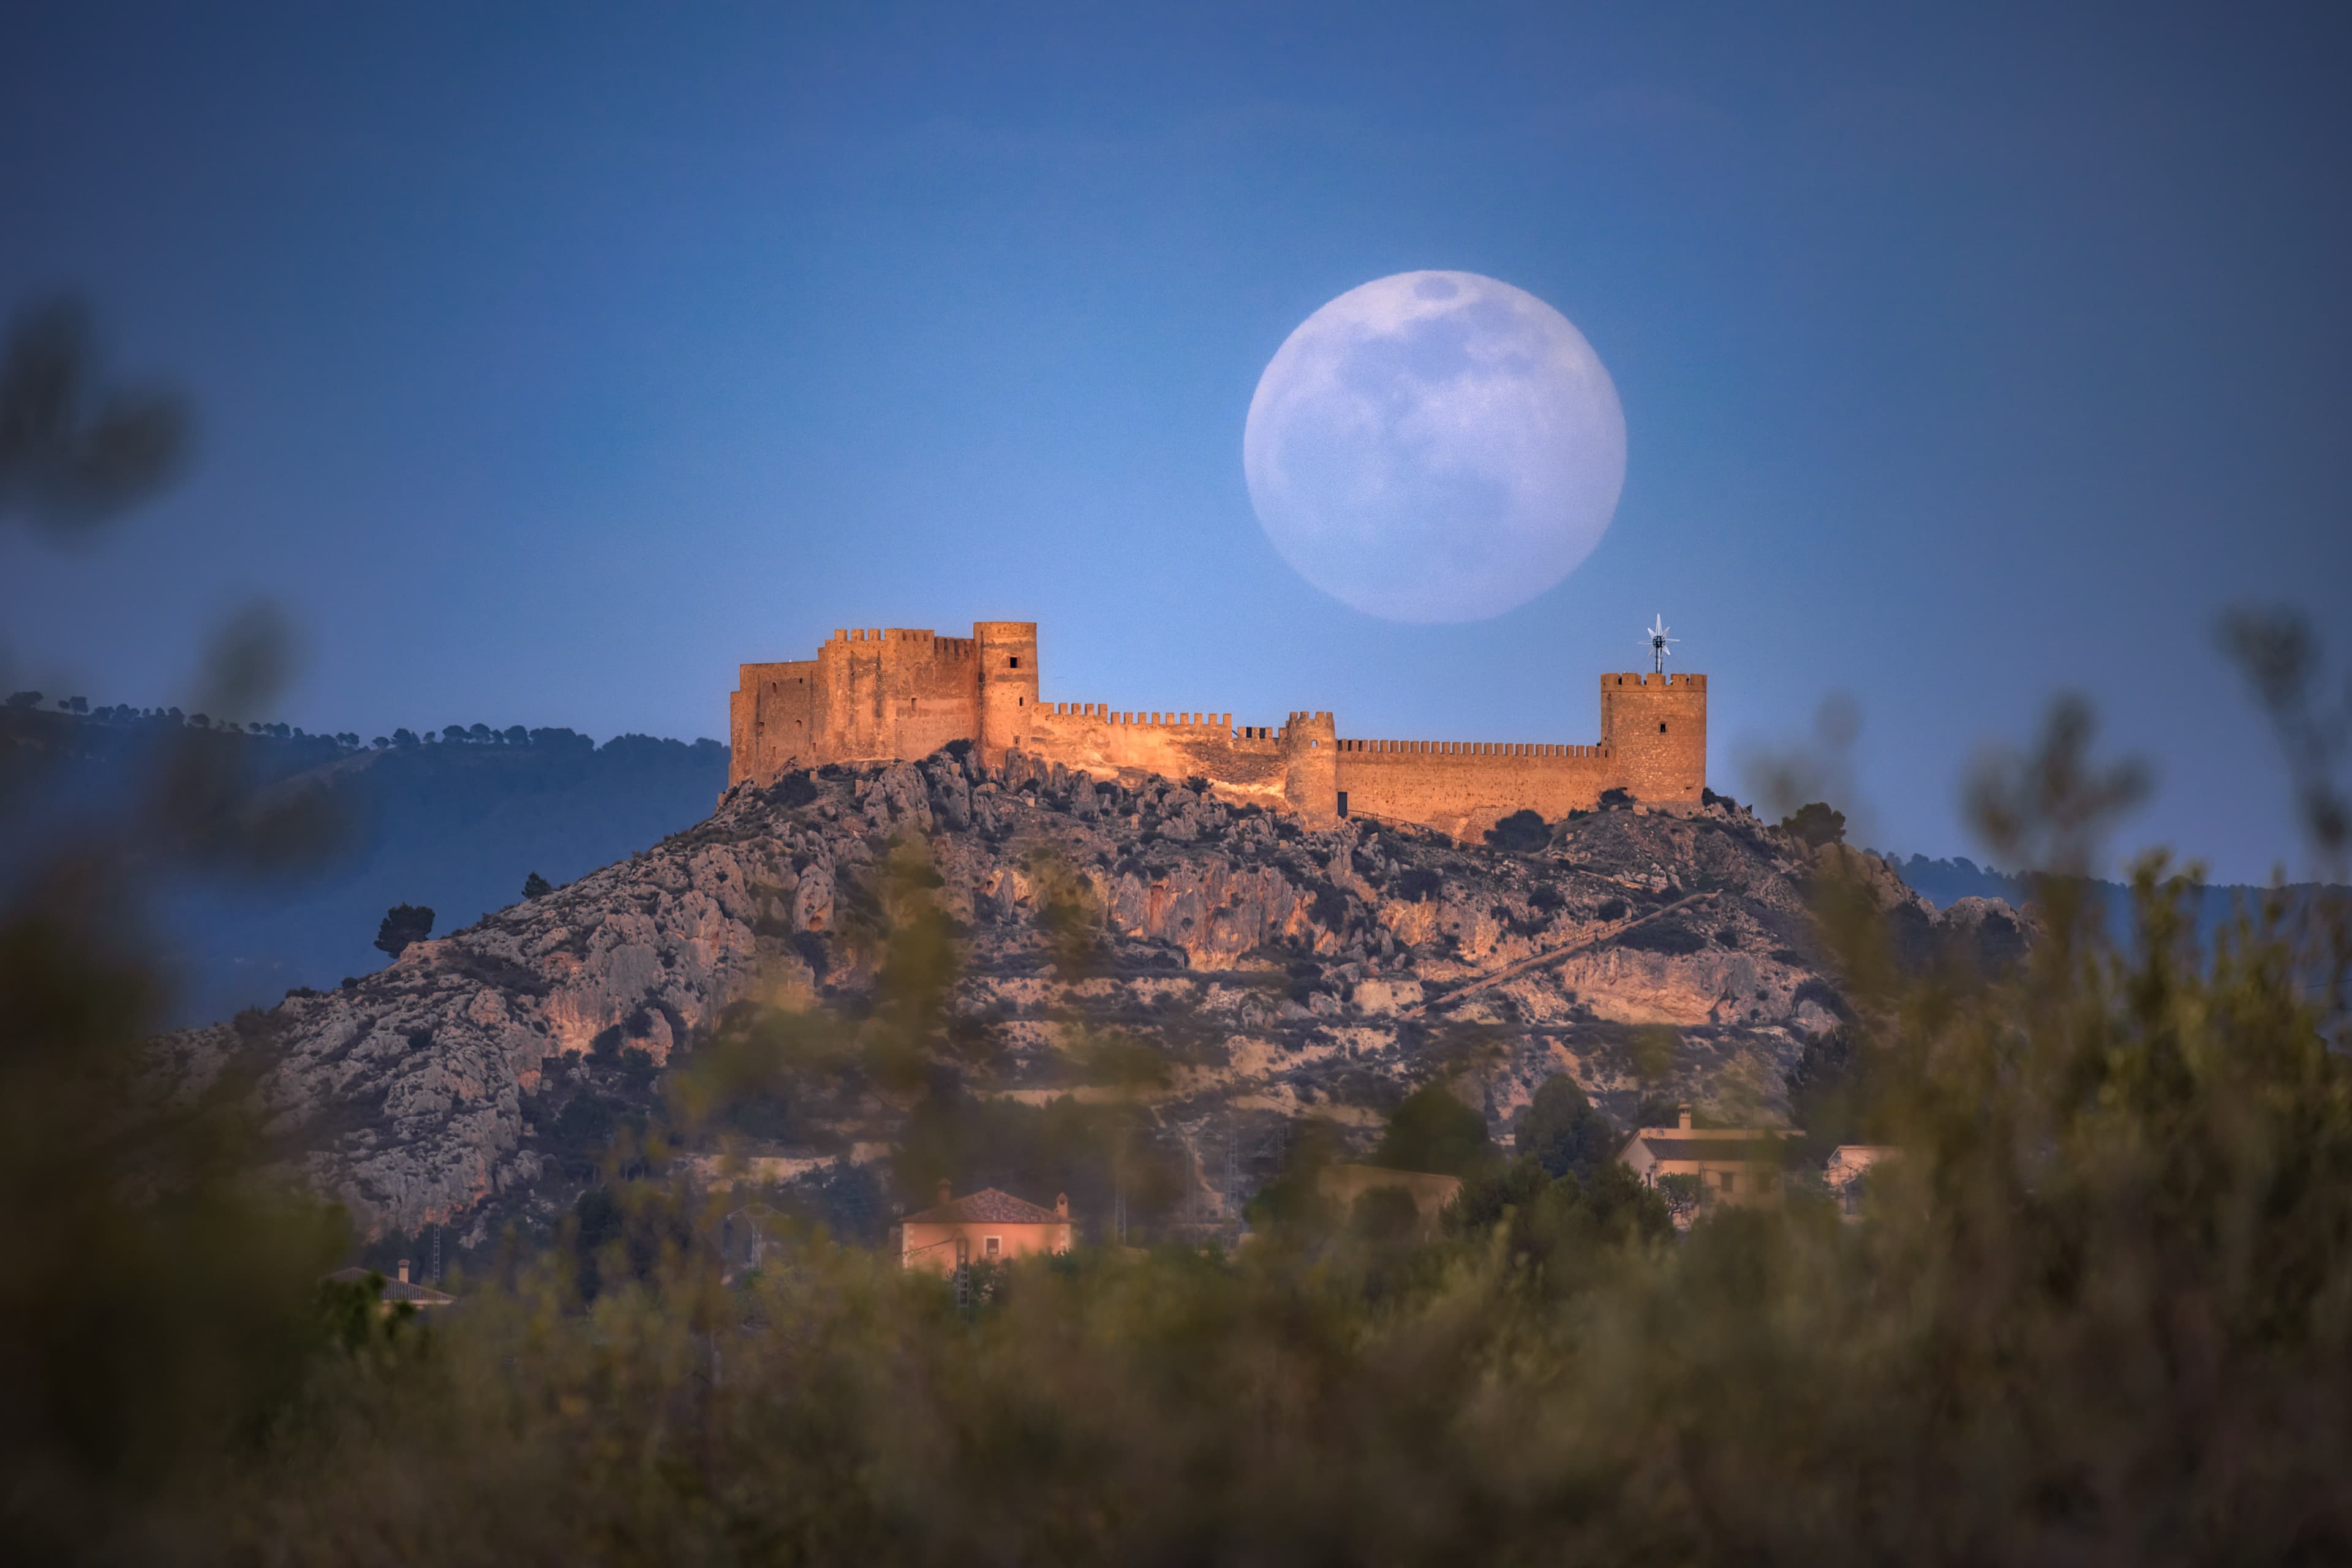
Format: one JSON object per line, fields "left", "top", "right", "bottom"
{"left": 894, "top": 1182, "right": 1074, "bottom": 1273}
{"left": 1618, "top": 1105, "right": 1799, "bottom": 1223}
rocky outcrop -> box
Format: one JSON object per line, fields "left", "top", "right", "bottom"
{"left": 155, "top": 752, "right": 2016, "bottom": 1242}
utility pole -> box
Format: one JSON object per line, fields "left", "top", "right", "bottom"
{"left": 1224, "top": 1110, "right": 1239, "bottom": 1243}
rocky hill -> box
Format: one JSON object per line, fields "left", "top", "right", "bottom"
{"left": 153, "top": 749, "right": 2021, "bottom": 1252}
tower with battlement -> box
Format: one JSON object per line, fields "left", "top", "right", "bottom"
{"left": 728, "top": 620, "right": 1708, "bottom": 840}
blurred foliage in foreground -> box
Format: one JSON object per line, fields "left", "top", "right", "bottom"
{"left": 5, "top": 643, "right": 2346, "bottom": 1564}
{"left": 12, "top": 299, "right": 2352, "bottom": 1563}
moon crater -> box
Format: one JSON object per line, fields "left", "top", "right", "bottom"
{"left": 1243, "top": 270, "right": 1626, "bottom": 622}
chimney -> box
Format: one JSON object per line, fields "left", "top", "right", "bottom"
{"left": 1676, "top": 1105, "right": 1693, "bottom": 1131}
{"left": 937, "top": 1178, "right": 952, "bottom": 1206}
{"left": 1055, "top": 1193, "right": 1069, "bottom": 1219}
{"left": 396, "top": 1259, "right": 410, "bottom": 1284}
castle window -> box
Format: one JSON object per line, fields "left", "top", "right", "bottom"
{"left": 1660, "top": 722, "right": 1668, "bottom": 733}
{"left": 1008, "top": 657, "right": 1020, "bottom": 669}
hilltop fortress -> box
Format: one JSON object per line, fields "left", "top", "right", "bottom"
{"left": 728, "top": 620, "right": 1705, "bottom": 840}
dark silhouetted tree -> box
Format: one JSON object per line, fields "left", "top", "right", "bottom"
{"left": 1518, "top": 1072, "right": 1618, "bottom": 1183}
{"left": 1782, "top": 801, "right": 1847, "bottom": 850}
{"left": 373, "top": 903, "right": 434, "bottom": 960}
{"left": 1483, "top": 809, "right": 1550, "bottom": 853}
{"left": 522, "top": 872, "right": 552, "bottom": 900}
{"left": 1373, "top": 1082, "right": 1493, "bottom": 1178}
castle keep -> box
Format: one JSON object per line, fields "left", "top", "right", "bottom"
{"left": 728, "top": 621, "right": 1706, "bottom": 840}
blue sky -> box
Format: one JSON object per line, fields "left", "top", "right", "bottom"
{"left": 4, "top": 2, "right": 2346, "bottom": 881}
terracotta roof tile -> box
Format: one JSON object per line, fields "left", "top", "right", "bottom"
{"left": 325, "top": 1265, "right": 456, "bottom": 1305}
{"left": 1632, "top": 1137, "right": 1787, "bottom": 1164}
{"left": 901, "top": 1187, "right": 1066, "bottom": 1225}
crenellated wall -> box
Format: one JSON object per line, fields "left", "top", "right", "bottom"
{"left": 727, "top": 620, "right": 1708, "bottom": 839}
{"left": 1334, "top": 736, "right": 1623, "bottom": 839}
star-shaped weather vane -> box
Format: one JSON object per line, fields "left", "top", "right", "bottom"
{"left": 1646, "top": 614, "right": 1678, "bottom": 674}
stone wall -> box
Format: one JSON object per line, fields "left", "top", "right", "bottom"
{"left": 727, "top": 620, "right": 1708, "bottom": 838}
{"left": 1336, "top": 740, "right": 1622, "bottom": 840}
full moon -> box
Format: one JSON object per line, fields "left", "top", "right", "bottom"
{"left": 1243, "top": 271, "right": 1626, "bottom": 622}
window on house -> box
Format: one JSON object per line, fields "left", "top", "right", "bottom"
{"left": 1719, "top": 1172, "right": 1738, "bottom": 1194}
{"left": 984, "top": 1236, "right": 1001, "bottom": 1257}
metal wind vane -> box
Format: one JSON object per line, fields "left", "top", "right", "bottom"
{"left": 1646, "top": 614, "right": 1678, "bottom": 674}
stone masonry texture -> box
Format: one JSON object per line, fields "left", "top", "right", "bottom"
{"left": 728, "top": 619, "right": 1708, "bottom": 841}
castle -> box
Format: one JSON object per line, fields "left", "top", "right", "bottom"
{"left": 728, "top": 621, "right": 1706, "bottom": 840}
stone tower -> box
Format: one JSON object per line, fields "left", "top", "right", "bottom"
{"left": 1280, "top": 710, "right": 1339, "bottom": 826}
{"left": 973, "top": 620, "right": 1039, "bottom": 770}
{"left": 1597, "top": 672, "right": 1708, "bottom": 804}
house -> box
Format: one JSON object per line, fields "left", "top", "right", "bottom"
{"left": 1316, "top": 1164, "right": 1464, "bottom": 1235}
{"left": 1823, "top": 1144, "right": 1901, "bottom": 1219}
{"left": 1618, "top": 1106, "right": 1799, "bottom": 1221}
{"left": 894, "top": 1182, "right": 1074, "bottom": 1273}
{"left": 324, "top": 1259, "right": 456, "bottom": 1313}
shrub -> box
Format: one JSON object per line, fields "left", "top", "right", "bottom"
{"left": 1597, "top": 897, "right": 1629, "bottom": 921}
{"left": 766, "top": 771, "right": 820, "bottom": 809}
{"left": 1616, "top": 921, "right": 1706, "bottom": 956}
{"left": 1373, "top": 1082, "right": 1493, "bottom": 1178}
{"left": 372, "top": 903, "right": 434, "bottom": 959}
{"left": 1482, "top": 809, "right": 1550, "bottom": 853}
{"left": 1782, "top": 801, "right": 1847, "bottom": 849}
{"left": 1392, "top": 866, "right": 1444, "bottom": 903}
{"left": 1518, "top": 1073, "right": 1617, "bottom": 1183}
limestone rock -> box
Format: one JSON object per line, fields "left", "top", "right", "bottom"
{"left": 153, "top": 762, "right": 2006, "bottom": 1245}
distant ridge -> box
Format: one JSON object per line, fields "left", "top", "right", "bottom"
{"left": 1, "top": 704, "right": 728, "bottom": 1025}
{"left": 1886, "top": 851, "right": 2338, "bottom": 943}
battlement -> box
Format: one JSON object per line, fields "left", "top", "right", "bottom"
{"left": 1034, "top": 704, "right": 1238, "bottom": 731}
{"left": 728, "top": 616, "right": 1708, "bottom": 835}
{"left": 1334, "top": 738, "right": 1615, "bottom": 761}
{"left": 1603, "top": 671, "right": 1706, "bottom": 690}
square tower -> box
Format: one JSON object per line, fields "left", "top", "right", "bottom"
{"left": 1599, "top": 671, "right": 1708, "bottom": 803}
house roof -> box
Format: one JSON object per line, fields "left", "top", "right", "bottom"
{"left": 1626, "top": 1137, "right": 1789, "bottom": 1166}
{"left": 901, "top": 1187, "right": 1066, "bottom": 1226}
{"left": 324, "top": 1265, "right": 456, "bottom": 1306}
